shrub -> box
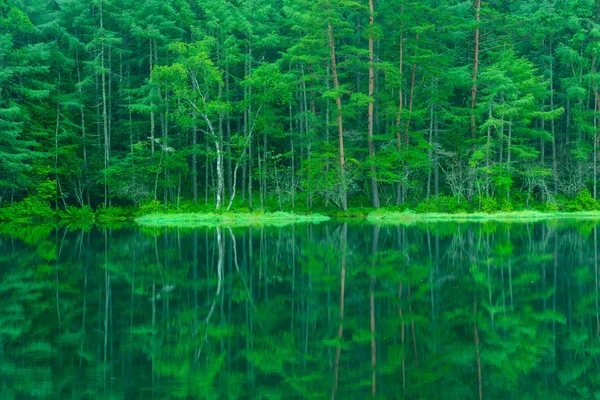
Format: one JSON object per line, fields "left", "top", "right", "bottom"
{"left": 498, "top": 199, "right": 512, "bottom": 212}
{"left": 59, "top": 205, "right": 96, "bottom": 222}
{"left": 336, "top": 207, "right": 371, "bottom": 218}
{"left": 96, "top": 204, "right": 131, "bottom": 221}
{"left": 0, "top": 197, "right": 56, "bottom": 222}
{"left": 135, "top": 200, "right": 167, "bottom": 216}
{"left": 565, "top": 188, "right": 600, "bottom": 212}
{"left": 415, "top": 196, "right": 470, "bottom": 214}
{"left": 480, "top": 197, "right": 499, "bottom": 213}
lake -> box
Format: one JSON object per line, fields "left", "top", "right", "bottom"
{"left": 1, "top": 219, "right": 599, "bottom": 399}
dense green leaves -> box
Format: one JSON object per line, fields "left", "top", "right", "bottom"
{"left": 2, "top": 0, "right": 600, "bottom": 212}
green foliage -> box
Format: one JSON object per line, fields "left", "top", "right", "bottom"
{"left": 480, "top": 197, "right": 500, "bottom": 213}
{"left": 135, "top": 211, "right": 329, "bottom": 227}
{"left": 335, "top": 207, "right": 373, "bottom": 218}
{"left": 1, "top": 0, "right": 599, "bottom": 215}
{"left": 565, "top": 189, "right": 600, "bottom": 212}
{"left": 415, "top": 196, "right": 472, "bottom": 214}
{"left": 0, "top": 197, "right": 56, "bottom": 222}
{"left": 135, "top": 199, "right": 167, "bottom": 217}
{"left": 96, "top": 204, "right": 131, "bottom": 222}
{"left": 58, "top": 205, "right": 95, "bottom": 223}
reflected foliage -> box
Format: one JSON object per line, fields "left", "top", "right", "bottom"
{"left": 1, "top": 221, "right": 600, "bottom": 398}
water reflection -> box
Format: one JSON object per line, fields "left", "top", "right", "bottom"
{"left": 1, "top": 220, "right": 599, "bottom": 398}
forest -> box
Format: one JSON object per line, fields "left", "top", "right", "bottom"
{"left": 2, "top": 0, "right": 600, "bottom": 217}
{"left": 2, "top": 221, "right": 599, "bottom": 398}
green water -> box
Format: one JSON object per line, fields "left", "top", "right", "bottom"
{"left": 1, "top": 220, "right": 599, "bottom": 399}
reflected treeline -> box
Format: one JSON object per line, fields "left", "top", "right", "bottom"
{"left": 1, "top": 221, "right": 600, "bottom": 399}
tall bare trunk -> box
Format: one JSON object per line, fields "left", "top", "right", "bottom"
{"left": 368, "top": 0, "right": 380, "bottom": 208}
{"left": 75, "top": 47, "right": 89, "bottom": 207}
{"left": 226, "top": 64, "right": 233, "bottom": 199}
{"left": 327, "top": 18, "right": 348, "bottom": 210}
{"left": 100, "top": 0, "right": 110, "bottom": 207}
{"left": 470, "top": 0, "right": 482, "bottom": 140}
{"left": 404, "top": 32, "right": 418, "bottom": 147}
{"left": 193, "top": 127, "right": 198, "bottom": 203}
{"left": 434, "top": 109, "right": 439, "bottom": 195}
{"left": 396, "top": 4, "right": 405, "bottom": 205}
{"left": 247, "top": 46, "right": 253, "bottom": 209}
{"left": 550, "top": 51, "right": 558, "bottom": 194}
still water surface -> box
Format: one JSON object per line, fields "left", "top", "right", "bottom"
{"left": 1, "top": 220, "right": 600, "bottom": 399}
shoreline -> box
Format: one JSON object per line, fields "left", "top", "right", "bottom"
{"left": 134, "top": 212, "right": 331, "bottom": 227}
{"left": 4, "top": 207, "right": 600, "bottom": 226}
{"left": 366, "top": 211, "right": 600, "bottom": 223}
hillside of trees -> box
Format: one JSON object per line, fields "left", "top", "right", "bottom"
{"left": 1, "top": 0, "right": 600, "bottom": 213}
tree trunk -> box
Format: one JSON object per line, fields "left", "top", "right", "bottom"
{"left": 218, "top": 70, "right": 225, "bottom": 208}
{"left": 507, "top": 119, "right": 512, "bottom": 202}
{"left": 486, "top": 103, "right": 492, "bottom": 197}
{"left": 262, "top": 128, "right": 268, "bottom": 210}
{"left": 396, "top": 4, "right": 405, "bottom": 205}
{"left": 226, "top": 64, "right": 233, "bottom": 199}
{"left": 247, "top": 46, "right": 254, "bottom": 209}
{"left": 193, "top": 127, "right": 198, "bottom": 203}
{"left": 367, "top": 0, "right": 380, "bottom": 208}
{"left": 593, "top": 49, "right": 600, "bottom": 200}
{"left": 470, "top": 0, "right": 482, "bottom": 140}
{"left": 550, "top": 52, "right": 558, "bottom": 194}
{"left": 434, "top": 109, "right": 439, "bottom": 196}
{"left": 100, "top": 0, "right": 110, "bottom": 208}
{"left": 54, "top": 76, "right": 67, "bottom": 210}
{"left": 404, "top": 32, "right": 418, "bottom": 147}
{"left": 301, "top": 66, "right": 313, "bottom": 207}
{"left": 290, "top": 102, "right": 295, "bottom": 208}
{"left": 215, "top": 140, "right": 223, "bottom": 210}
{"left": 75, "top": 47, "right": 90, "bottom": 207}
{"left": 327, "top": 19, "right": 348, "bottom": 210}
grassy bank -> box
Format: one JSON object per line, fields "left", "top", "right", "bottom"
{"left": 135, "top": 211, "right": 330, "bottom": 228}
{"left": 366, "top": 210, "right": 600, "bottom": 224}
{"left": 5, "top": 195, "right": 600, "bottom": 227}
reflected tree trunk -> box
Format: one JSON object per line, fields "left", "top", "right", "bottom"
{"left": 332, "top": 223, "right": 348, "bottom": 400}
{"left": 474, "top": 301, "right": 482, "bottom": 400}
{"left": 408, "top": 284, "right": 418, "bottom": 367}
{"left": 594, "top": 226, "right": 600, "bottom": 337}
{"left": 370, "top": 225, "right": 379, "bottom": 396}
{"left": 103, "top": 228, "right": 110, "bottom": 396}
{"left": 197, "top": 227, "right": 224, "bottom": 359}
